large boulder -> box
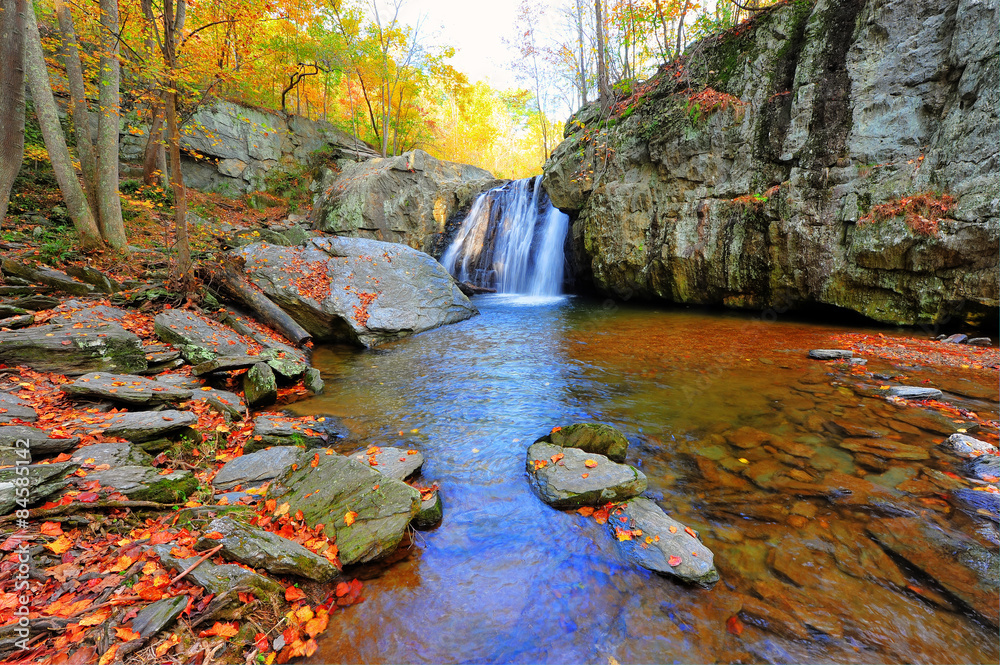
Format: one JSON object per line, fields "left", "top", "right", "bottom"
{"left": 525, "top": 442, "right": 646, "bottom": 509}
{"left": 0, "top": 323, "right": 147, "bottom": 375}
{"left": 80, "top": 466, "right": 198, "bottom": 503}
{"left": 310, "top": 149, "right": 497, "bottom": 253}
{"left": 267, "top": 450, "right": 421, "bottom": 565}
{"left": 213, "top": 446, "right": 306, "bottom": 490}
{"left": 237, "top": 236, "right": 477, "bottom": 347}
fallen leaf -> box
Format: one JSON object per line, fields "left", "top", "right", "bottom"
{"left": 40, "top": 521, "right": 63, "bottom": 537}
{"left": 584, "top": 459, "right": 598, "bottom": 468}
{"left": 46, "top": 534, "right": 73, "bottom": 555}
{"left": 203, "top": 531, "right": 224, "bottom": 540}
{"left": 115, "top": 626, "right": 141, "bottom": 642}
{"left": 344, "top": 510, "right": 357, "bottom": 526}
{"left": 726, "top": 615, "right": 744, "bottom": 636}
{"left": 199, "top": 621, "right": 239, "bottom": 638}
{"left": 668, "top": 555, "right": 682, "bottom": 567}
{"left": 285, "top": 586, "right": 306, "bottom": 602}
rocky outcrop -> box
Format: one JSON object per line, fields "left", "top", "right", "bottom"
{"left": 310, "top": 149, "right": 499, "bottom": 254}
{"left": 237, "top": 236, "right": 477, "bottom": 347}
{"left": 543, "top": 0, "right": 998, "bottom": 326}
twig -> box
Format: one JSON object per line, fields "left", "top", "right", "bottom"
{"left": 170, "top": 544, "right": 223, "bottom": 585}
{"left": 0, "top": 500, "right": 181, "bottom": 525}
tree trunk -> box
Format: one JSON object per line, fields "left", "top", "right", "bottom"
{"left": 0, "top": 0, "right": 26, "bottom": 229}
{"left": 53, "top": 0, "right": 98, "bottom": 218}
{"left": 594, "top": 0, "right": 610, "bottom": 110}
{"left": 96, "top": 0, "right": 127, "bottom": 248}
{"left": 142, "top": 101, "right": 165, "bottom": 186}
{"left": 575, "top": 0, "right": 587, "bottom": 106}
{"left": 676, "top": 0, "right": 691, "bottom": 57}
{"left": 24, "top": 4, "right": 103, "bottom": 250}
{"left": 653, "top": 0, "right": 672, "bottom": 62}
{"left": 165, "top": 86, "right": 191, "bottom": 288}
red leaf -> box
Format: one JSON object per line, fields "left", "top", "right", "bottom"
{"left": 726, "top": 615, "right": 744, "bottom": 636}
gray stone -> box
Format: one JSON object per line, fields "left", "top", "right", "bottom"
{"left": 244, "top": 363, "right": 277, "bottom": 408}
{"left": 258, "top": 345, "right": 310, "bottom": 380}
{"left": 525, "top": 442, "right": 646, "bottom": 509}
{"left": 942, "top": 334, "right": 968, "bottom": 344}
{"left": 0, "top": 259, "right": 94, "bottom": 296}
{"left": 886, "top": 386, "right": 944, "bottom": 400}
{"left": 0, "top": 425, "right": 78, "bottom": 455}
{"left": 533, "top": 422, "right": 629, "bottom": 462}
{"left": 103, "top": 410, "right": 199, "bottom": 442}
{"left": 0, "top": 461, "right": 78, "bottom": 511}
{"left": 62, "top": 266, "right": 121, "bottom": 294}
{"left": 46, "top": 302, "right": 130, "bottom": 325}
{"left": 0, "top": 324, "right": 147, "bottom": 375}
{"left": 609, "top": 498, "right": 719, "bottom": 586}
{"left": 967, "top": 337, "right": 992, "bottom": 347}
{"left": 63, "top": 373, "right": 193, "bottom": 406}
{"left": 156, "top": 374, "right": 204, "bottom": 390}
{"left": 966, "top": 455, "right": 1000, "bottom": 482}
{"left": 304, "top": 367, "right": 324, "bottom": 394}
{"left": 350, "top": 446, "right": 423, "bottom": 480}
{"left": 71, "top": 442, "right": 151, "bottom": 467}
{"left": 412, "top": 489, "right": 443, "bottom": 530}
{"left": 808, "top": 349, "right": 853, "bottom": 360}
{"left": 268, "top": 451, "right": 420, "bottom": 565}
{"left": 196, "top": 388, "right": 245, "bottom": 421}
{"left": 150, "top": 543, "right": 283, "bottom": 599}
{"left": 0, "top": 314, "right": 33, "bottom": 329}
{"left": 953, "top": 488, "right": 1000, "bottom": 524}
{"left": 213, "top": 446, "right": 306, "bottom": 490}
{"left": 191, "top": 355, "right": 261, "bottom": 376}
{"left": 942, "top": 433, "right": 998, "bottom": 458}
{"left": 195, "top": 517, "right": 337, "bottom": 581}
{"left": 246, "top": 414, "right": 327, "bottom": 453}
{"left": 0, "top": 393, "right": 36, "bottom": 423}
{"left": 81, "top": 466, "right": 197, "bottom": 503}
{"left": 153, "top": 309, "right": 252, "bottom": 361}
{"left": 131, "top": 596, "right": 188, "bottom": 639}
{"left": 236, "top": 236, "right": 478, "bottom": 348}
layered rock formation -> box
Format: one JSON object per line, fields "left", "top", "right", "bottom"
{"left": 544, "top": 0, "right": 998, "bottom": 325}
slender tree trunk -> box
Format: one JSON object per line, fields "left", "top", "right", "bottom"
{"left": 575, "top": 0, "right": 588, "bottom": 106}
{"left": 165, "top": 87, "right": 190, "bottom": 287}
{"left": 142, "top": 102, "right": 165, "bottom": 186}
{"left": 0, "top": 0, "right": 26, "bottom": 228}
{"left": 594, "top": 0, "right": 610, "bottom": 109}
{"left": 24, "top": 5, "right": 103, "bottom": 250}
{"left": 653, "top": 0, "right": 671, "bottom": 62}
{"left": 96, "top": 0, "right": 127, "bottom": 248}
{"left": 676, "top": 0, "right": 691, "bottom": 57}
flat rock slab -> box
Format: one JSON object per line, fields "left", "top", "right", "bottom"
{"left": 71, "top": 442, "right": 151, "bottom": 467}
{"left": 0, "top": 461, "right": 78, "bottom": 511}
{"left": 0, "top": 260, "right": 94, "bottom": 296}
{"left": 966, "top": 455, "right": 1000, "bottom": 482}
{"left": 150, "top": 544, "right": 283, "bottom": 599}
{"left": 192, "top": 355, "right": 260, "bottom": 376}
{"left": 808, "top": 349, "right": 853, "bottom": 360}
{"left": 154, "top": 310, "right": 252, "bottom": 363}
{"left": 0, "top": 393, "right": 36, "bottom": 423}
{"left": 237, "top": 236, "right": 478, "bottom": 348}
{"left": 268, "top": 451, "right": 420, "bottom": 566}
{"left": 64, "top": 373, "right": 193, "bottom": 406}
{"left": 247, "top": 414, "right": 327, "bottom": 453}
{"left": 80, "top": 466, "right": 197, "bottom": 503}
{"left": 213, "top": 446, "right": 306, "bottom": 490}
{"left": 194, "top": 388, "right": 244, "bottom": 421}
{"left": 525, "top": 442, "right": 646, "bottom": 509}
{"left": 0, "top": 323, "right": 147, "bottom": 375}
{"left": 194, "top": 516, "right": 337, "bottom": 581}
{"left": 726, "top": 426, "right": 773, "bottom": 450}
{"left": 534, "top": 422, "right": 629, "bottom": 462}
{"left": 244, "top": 363, "right": 277, "bottom": 408}
{"left": 942, "top": 434, "right": 997, "bottom": 458}
{"left": 46, "top": 302, "right": 130, "bottom": 325}
{"left": 0, "top": 425, "right": 78, "bottom": 456}
{"left": 867, "top": 517, "right": 998, "bottom": 627}
{"left": 131, "top": 595, "right": 188, "bottom": 639}
{"left": 952, "top": 488, "right": 999, "bottom": 523}
{"left": 609, "top": 498, "right": 719, "bottom": 586}
{"left": 350, "top": 446, "right": 423, "bottom": 480}
{"left": 102, "top": 410, "right": 199, "bottom": 442}
{"left": 839, "top": 437, "right": 930, "bottom": 461}
{"left": 887, "top": 386, "right": 944, "bottom": 400}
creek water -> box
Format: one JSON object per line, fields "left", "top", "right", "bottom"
{"left": 291, "top": 296, "right": 999, "bottom": 664}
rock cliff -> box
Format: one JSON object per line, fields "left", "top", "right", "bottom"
{"left": 543, "top": 0, "right": 998, "bottom": 326}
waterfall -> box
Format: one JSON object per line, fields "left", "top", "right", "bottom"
{"left": 440, "top": 177, "right": 570, "bottom": 296}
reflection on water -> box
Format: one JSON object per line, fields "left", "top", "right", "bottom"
{"left": 291, "top": 296, "right": 999, "bottom": 664}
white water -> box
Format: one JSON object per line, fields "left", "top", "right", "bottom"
{"left": 440, "top": 177, "right": 570, "bottom": 296}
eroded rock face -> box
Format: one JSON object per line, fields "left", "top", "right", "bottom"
{"left": 237, "top": 237, "right": 477, "bottom": 347}
{"left": 543, "top": 0, "right": 998, "bottom": 326}
{"left": 310, "top": 149, "right": 498, "bottom": 254}
{"left": 0, "top": 324, "right": 147, "bottom": 375}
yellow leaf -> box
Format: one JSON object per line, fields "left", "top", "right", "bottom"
{"left": 584, "top": 459, "right": 598, "bottom": 468}
{"left": 46, "top": 534, "right": 73, "bottom": 555}
{"left": 344, "top": 510, "right": 357, "bottom": 526}
{"left": 274, "top": 502, "right": 290, "bottom": 517}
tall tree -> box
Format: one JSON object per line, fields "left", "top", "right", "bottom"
{"left": 0, "top": 0, "right": 26, "bottom": 228}
{"left": 96, "top": 0, "right": 128, "bottom": 248}
{"left": 574, "top": 0, "right": 588, "bottom": 106}
{"left": 510, "top": 0, "right": 550, "bottom": 159}
{"left": 24, "top": 4, "right": 103, "bottom": 249}
{"left": 594, "top": 0, "right": 610, "bottom": 109}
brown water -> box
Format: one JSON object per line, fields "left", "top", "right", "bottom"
{"left": 291, "top": 295, "right": 999, "bottom": 664}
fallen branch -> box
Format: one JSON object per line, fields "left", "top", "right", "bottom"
{"left": 171, "top": 544, "right": 223, "bottom": 586}
{"left": 0, "top": 500, "right": 180, "bottom": 525}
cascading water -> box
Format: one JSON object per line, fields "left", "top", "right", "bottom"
{"left": 440, "top": 177, "right": 569, "bottom": 296}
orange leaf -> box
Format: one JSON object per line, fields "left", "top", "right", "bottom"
{"left": 154, "top": 634, "right": 180, "bottom": 657}
{"left": 343, "top": 510, "right": 357, "bottom": 526}
{"left": 109, "top": 555, "right": 135, "bottom": 573}
{"left": 199, "top": 621, "right": 239, "bottom": 638}
{"left": 99, "top": 644, "right": 120, "bottom": 665}
{"left": 684, "top": 526, "right": 698, "bottom": 539}
{"left": 41, "top": 521, "right": 63, "bottom": 537}
{"left": 550, "top": 453, "right": 564, "bottom": 464}
{"left": 668, "top": 555, "right": 682, "bottom": 567}
{"left": 285, "top": 586, "right": 306, "bottom": 602}
{"left": 584, "top": 459, "right": 598, "bottom": 468}
{"left": 577, "top": 506, "right": 595, "bottom": 517}
{"left": 726, "top": 615, "right": 744, "bottom": 636}
{"left": 304, "top": 613, "right": 329, "bottom": 638}
{"left": 668, "top": 525, "right": 678, "bottom": 534}
{"left": 115, "top": 626, "right": 141, "bottom": 642}
{"left": 310, "top": 453, "right": 319, "bottom": 468}
{"left": 46, "top": 534, "right": 73, "bottom": 555}
{"left": 203, "top": 531, "right": 224, "bottom": 540}
{"left": 274, "top": 502, "right": 290, "bottom": 517}
{"left": 78, "top": 606, "right": 111, "bottom": 626}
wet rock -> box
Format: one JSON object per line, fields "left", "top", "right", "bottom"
{"left": 63, "top": 373, "right": 192, "bottom": 406}
{"left": 150, "top": 544, "right": 283, "bottom": 598}
{"left": 81, "top": 466, "right": 197, "bottom": 503}
{"left": 267, "top": 451, "right": 421, "bottom": 565}
{"left": 246, "top": 415, "right": 327, "bottom": 453}
{"left": 103, "top": 410, "right": 198, "bottom": 442}
{"left": 967, "top": 337, "right": 992, "bottom": 347}
{"left": 966, "top": 455, "right": 1000, "bottom": 482}
{"left": 213, "top": 446, "right": 306, "bottom": 490}
{"left": 194, "top": 516, "right": 337, "bottom": 581}
{"left": 866, "top": 517, "right": 999, "bottom": 627}
{"left": 303, "top": 367, "right": 324, "bottom": 394}
{"left": 71, "top": 442, "right": 151, "bottom": 467}
{"left": 350, "top": 446, "right": 423, "bottom": 480}
{"left": 0, "top": 461, "right": 78, "bottom": 511}
{"left": 0, "top": 314, "right": 32, "bottom": 329}
{"left": 608, "top": 498, "right": 719, "bottom": 586}
{"left": 0, "top": 425, "right": 78, "bottom": 456}
{"left": 822, "top": 420, "right": 887, "bottom": 438}
{"left": 258, "top": 345, "right": 310, "bottom": 380}
{"left": 886, "top": 386, "right": 943, "bottom": 400}
{"left": 194, "top": 388, "right": 245, "bottom": 421}
{"left": 131, "top": 596, "right": 188, "bottom": 639}
{"left": 156, "top": 374, "right": 204, "bottom": 390}
{"left": 808, "top": 349, "right": 853, "bottom": 360}
{"left": 236, "top": 236, "right": 477, "bottom": 348}
{"left": 737, "top": 595, "right": 810, "bottom": 640}
{"left": 191, "top": 355, "right": 261, "bottom": 376}
{"left": 412, "top": 489, "right": 442, "bottom": 530}
{"left": 525, "top": 442, "right": 646, "bottom": 509}
{"left": 533, "top": 423, "right": 629, "bottom": 462}
{"left": 0, "top": 323, "right": 147, "bottom": 375}
{"left": 0, "top": 393, "right": 36, "bottom": 423}
{"left": 243, "top": 363, "right": 277, "bottom": 408}
{"left": 823, "top": 471, "right": 912, "bottom": 515}
{"left": 952, "top": 488, "right": 999, "bottom": 523}
{"left": 941, "top": 433, "right": 997, "bottom": 458}
{"left": 153, "top": 309, "right": 252, "bottom": 362}
{"left": 942, "top": 334, "right": 968, "bottom": 344}
{"left": 838, "top": 437, "right": 930, "bottom": 461}
{"left": 899, "top": 411, "right": 979, "bottom": 436}
{"left": 726, "top": 426, "right": 772, "bottom": 450}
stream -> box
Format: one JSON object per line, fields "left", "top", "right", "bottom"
{"left": 289, "top": 295, "right": 999, "bottom": 664}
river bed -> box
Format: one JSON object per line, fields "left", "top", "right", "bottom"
{"left": 289, "top": 295, "right": 999, "bottom": 664}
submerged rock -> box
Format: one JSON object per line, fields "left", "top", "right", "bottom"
{"left": 608, "top": 498, "right": 719, "bottom": 586}
{"left": 195, "top": 517, "right": 338, "bottom": 581}
{"left": 0, "top": 323, "right": 147, "bottom": 375}
{"left": 533, "top": 423, "right": 629, "bottom": 462}
{"left": 236, "top": 236, "right": 477, "bottom": 348}
{"left": 808, "top": 350, "right": 853, "bottom": 360}
{"left": 525, "top": 442, "right": 646, "bottom": 509}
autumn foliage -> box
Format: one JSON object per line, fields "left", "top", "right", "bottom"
{"left": 857, "top": 191, "right": 954, "bottom": 237}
